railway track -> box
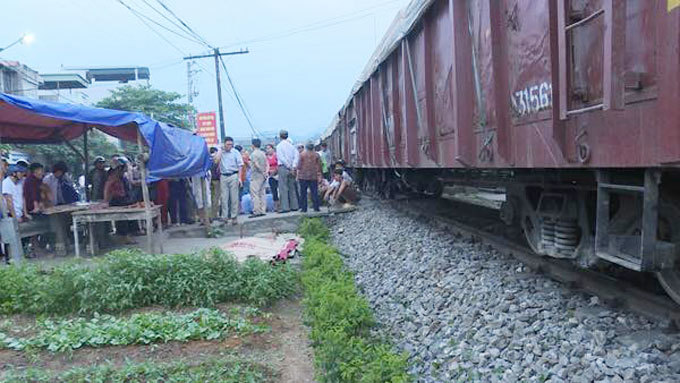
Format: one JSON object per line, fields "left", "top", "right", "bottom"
{"left": 386, "top": 195, "right": 680, "bottom": 328}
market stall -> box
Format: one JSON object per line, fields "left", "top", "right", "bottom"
{"left": 0, "top": 92, "right": 212, "bottom": 262}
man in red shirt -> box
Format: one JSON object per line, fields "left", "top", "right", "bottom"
{"left": 296, "top": 143, "right": 322, "bottom": 213}
{"left": 23, "top": 162, "right": 45, "bottom": 217}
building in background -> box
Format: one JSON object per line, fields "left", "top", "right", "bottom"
{"left": 38, "top": 73, "right": 90, "bottom": 104}
{"left": 0, "top": 60, "right": 42, "bottom": 98}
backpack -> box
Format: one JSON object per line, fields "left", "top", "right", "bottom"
{"left": 60, "top": 181, "right": 80, "bottom": 204}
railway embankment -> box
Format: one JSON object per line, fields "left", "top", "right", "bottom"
{"left": 327, "top": 199, "right": 680, "bottom": 382}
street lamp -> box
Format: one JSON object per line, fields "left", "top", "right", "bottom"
{"left": 0, "top": 33, "right": 35, "bottom": 53}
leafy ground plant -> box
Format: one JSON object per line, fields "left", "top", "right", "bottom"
{"left": 0, "top": 248, "right": 298, "bottom": 315}
{"left": 3, "top": 356, "right": 271, "bottom": 383}
{"left": 0, "top": 308, "right": 267, "bottom": 352}
{"left": 298, "top": 218, "right": 411, "bottom": 383}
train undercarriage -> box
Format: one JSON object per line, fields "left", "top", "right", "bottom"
{"left": 358, "top": 167, "right": 680, "bottom": 305}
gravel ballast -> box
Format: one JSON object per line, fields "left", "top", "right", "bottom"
{"left": 328, "top": 200, "right": 680, "bottom": 383}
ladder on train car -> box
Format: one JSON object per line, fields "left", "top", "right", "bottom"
{"left": 595, "top": 170, "right": 675, "bottom": 271}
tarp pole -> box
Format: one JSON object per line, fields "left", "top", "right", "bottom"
{"left": 83, "top": 127, "right": 89, "bottom": 201}
{"left": 200, "top": 176, "right": 210, "bottom": 236}
{"left": 137, "top": 129, "right": 154, "bottom": 254}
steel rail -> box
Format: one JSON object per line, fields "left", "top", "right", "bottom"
{"left": 386, "top": 197, "right": 680, "bottom": 327}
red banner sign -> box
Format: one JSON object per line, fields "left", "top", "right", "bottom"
{"left": 195, "top": 112, "right": 218, "bottom": 145}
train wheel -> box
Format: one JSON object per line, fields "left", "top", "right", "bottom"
{"left": 521, "top": 203, "right": 542, "bottom": 254}
{"left": 655, "top": 198, "right": 680, "bottom": 304}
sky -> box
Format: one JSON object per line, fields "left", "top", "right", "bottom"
{"left": 1, "top": 0, "right": 410, "bottom": 141}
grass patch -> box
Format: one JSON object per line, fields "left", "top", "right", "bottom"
{"left": 0, "top": 307, "right": 267, "bottom": 352}
{"left": 299, "top": 218, "right": 411, "bottom": 383}
{"left": 0, "top": 248, "right": 298, "bottom": 315}
{"left": 3, "top": 355, "right": 271, "bottom": 382}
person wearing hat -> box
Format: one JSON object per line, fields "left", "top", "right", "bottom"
{"left": 89, "top": 156, "right": 108, "bottom": 201}
{"left": 2, "top": 163, "right": 27, "bottom": 220}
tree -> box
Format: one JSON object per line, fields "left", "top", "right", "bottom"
{"left": 12, "top": 131, "right": 118, "bottom": 178}
{"left": 96, "top": 84, "right": 194, "bottom": 129}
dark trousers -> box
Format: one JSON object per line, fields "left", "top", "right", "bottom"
{"left": 299, "top": 179, "right": 320, "bottom": 212}
{"left": 268, "top": 177, "right": 279, "bottom": 201}
{"left": 168, "top": 180, "right": 190, "bottom": 224}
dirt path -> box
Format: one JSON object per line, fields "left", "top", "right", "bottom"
{"left": 270, "top": 298, "right": 317, "bottom": 383}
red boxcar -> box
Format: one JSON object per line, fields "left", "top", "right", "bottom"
{"left": 325, "top": 1, "right": 680, "bottom": 303}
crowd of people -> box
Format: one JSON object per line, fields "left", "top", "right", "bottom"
{"left": 208, "top": 129, "right": 358, "bottom": 225}
{"left": 0, "top": 157, "right": 81, "bottom": 257}
{"left": 0, "top": 130, "right": 358, "bottom": 258}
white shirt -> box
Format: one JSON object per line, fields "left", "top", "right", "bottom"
{"left": 218, "top": 148, "right": 243, "bottom": 174}
{"left": 2, "top": 177, "right": 24, "bottom": 218}
{"left": 43, "top": 173, "right": 60, "bottom": 206}
{"left": 276, "top": 140, "right": 298, "bottom": 169}
{"left": 342, "top": 171, "right": 353, "bottom": 184}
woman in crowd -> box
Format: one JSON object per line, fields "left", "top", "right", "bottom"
{"left": 104, "top": 166, "right": 135, "bottom": 244}
{"left": 265, "top": 144, "right": 279, "bottom": 212}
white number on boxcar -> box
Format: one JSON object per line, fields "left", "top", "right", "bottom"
{"left": 511, "top": 82, "right": 552, "bottom": 117}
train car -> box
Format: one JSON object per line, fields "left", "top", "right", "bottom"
{"left": 324, "top": 0, "right": 680, "bottom": 303}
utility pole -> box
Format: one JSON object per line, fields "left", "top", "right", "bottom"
{"left": 183, "top": 48, "right": 248, "bottom": 142}
{"left": 186, "top": 61, "right": 199, "bottom": 131}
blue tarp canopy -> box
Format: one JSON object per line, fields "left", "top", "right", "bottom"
{"left": 0, "top": 93, "right": 211, "bottom": 179}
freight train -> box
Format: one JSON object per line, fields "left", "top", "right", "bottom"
{"left": 323, "top": 0, "right": 680, "bottom": 303}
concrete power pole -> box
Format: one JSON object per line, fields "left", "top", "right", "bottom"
{"left": 183, "top": 48, "right": 248, "bottom": 141}
{"left": 187, "top": 61, "right": 195, "bottom": 131}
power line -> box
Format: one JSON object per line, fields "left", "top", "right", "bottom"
{"left": 136, "top": 0, "right": 203, "bottom": 43}
{"left": 218, "top": 55, "right": 260, "bottom": 138}
{"left": 154, "top": 0, "right": 212, "bottom": 48}
{"left": 219, "top": 0, "right": 403, "bottom": 49}
{"left": 114, "top": 0, "right": 187, "bottom": 56}
{"left": 115, "top": 0, "right": 204, "bottom": 45}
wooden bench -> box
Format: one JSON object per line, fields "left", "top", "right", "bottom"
{"left": 0, "top": 217, "right": 51, "bottom": 263}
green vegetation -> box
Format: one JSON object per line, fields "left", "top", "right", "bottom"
{"left": 0, "top": 308, "right": 267, "bottom": 352}
{"left": 0, "top": 248, "right": 297, "bottom": 315}
{"left": 299, "top": 218, "right": 411, "bottom": 383}
{"left": 96, "top": 84, "right": 195, "bottom": 130}
{"left": 3, "top": 356, "right": 269, "bottom": 383}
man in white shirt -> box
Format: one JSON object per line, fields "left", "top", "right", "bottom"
{"left": 2, "top": 164, "right": 26, "bottom": 220}
{"left": 275, "top": 130, "right": 300, "bottom": 213}
{"left": 212, "top": 136, "right": 243, "bottom": 225}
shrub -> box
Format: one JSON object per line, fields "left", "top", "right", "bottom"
{"left": 3, "top": 357, "right": 269, "bottom": 382}
{"left": 0, "top": 248, "right": 297, "bottom": 315}
{"left": 299, "top": 218, "right": 411, "bottom": 383}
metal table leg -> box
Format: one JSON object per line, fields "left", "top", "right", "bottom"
{"left": 88, "top": 222, "right": 97, "bottom": 256}
{"left": 73, "top": 217, "right": 80, "bottom": 258}
{"left": 49, "top": 214, "right": 67, "bottom": 256}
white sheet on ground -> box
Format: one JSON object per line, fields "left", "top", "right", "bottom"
{"left": 219, "top": 232, "right": 304, "bottom": 262}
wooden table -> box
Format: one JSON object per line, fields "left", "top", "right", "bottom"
{"left": 43, "top": 202, "right": 105, "bottom": 256}
{"left": 71, "top": 205, "right": 163, "bottom": 257}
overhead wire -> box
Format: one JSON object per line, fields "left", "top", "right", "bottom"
{"left": 219, "top": 0, "right": 403, "bottom": 49}
{"left": 148, "top": 0, "right": 261, "bottom": 137}
{"left": 114, "top": 0, "right": 189, "bottom": 56}
{"left": 136, "top": 0, "right": 204, "bottom": 43}
{"left": 154, "top": 0, "right": 213, "bottom": 48}
{"left": 219, "top": 55, "right": 261, "bottom": 138}
{"left": 115, "top": 0, "right": 205, "bottom": 46}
